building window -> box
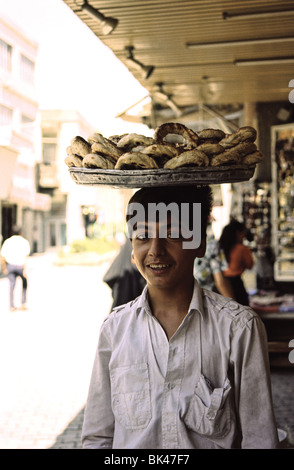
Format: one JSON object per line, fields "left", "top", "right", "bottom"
{"left": 21, "top": 114, "right": 34, "bottom": 124}
{"left": 43, "top": 130, "right": 58, "bottom": 138}
{"left": 49, "top": 223, "right": 56, "bottom": 246}
{"left": 0, "top": 104, "right": 13, "bottom": 126}
{"left": 0, "top": 39, "right": 12, "bottom": 71}
{"left": 21, "top": 114, "right": 35, "bottom": 137}
{"left": 20, "top": 54, "right": 35, "bottom": 84}
{"left": 42, "top": 143, "right": 57, "bottom": 163}
{"left": 42, "top": 130, "right": 58, "bottom": 164}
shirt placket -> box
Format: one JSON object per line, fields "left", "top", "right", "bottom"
{"left": 161, "top": 328, "right": 186, "bottom": 449}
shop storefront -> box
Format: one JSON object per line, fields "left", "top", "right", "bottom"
{"left": 233, "top": 122, "right": 294, "bottom": 367}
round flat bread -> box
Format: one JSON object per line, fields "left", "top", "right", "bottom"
{"left": 91, "top": 140, "right": 123, "bottom": 161}
{"left": 164, "top": 149, "right": 209, "bottom": 169}
{"left": 220, "top": 126, "right": 257, "bottom": 148}
{"left": 142, "top": 143, "right": 179, "bottom": 158}
{"left": 196, "top": 143, "right": 225, "bottom": 156}
{"left": 231, "top": 142, "right": 257, "bottom": 158}
{"left": 87, "top": 133, "right": 109, "bottom": 145}
{"left": 197, "top": 128, "right": 225, "bottom": 142}
{"left": 71, "top": 136, "right": 91, "bottom": 157}
{"left": 115, "top": 152, "right": 159, "bottom": 170}
{"left": 141, "top": 143, "right": 179, "bottom": 168}
{"left": 117, "top": 133, "right": 155, "bottom": 150}
{"left": 108, "top": 134, "right": 128, "bottom": 144}
{"left": 64, "top": 155, "right": 83, "bottom": 167}
{"left": 210, "top": 151, "right": 240, "bottom": 166}
{"left": 83, "top": 153, "right": 115, "bottom": 169}
{"left": 242, "top": 151, "right": 264, "bottom": 165}
{"left": 154, "top": 122, "right": 199, "bottom": 148}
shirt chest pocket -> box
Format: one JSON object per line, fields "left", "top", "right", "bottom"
{"left": 110, "top": 363, "right": 152, "bottom": 430}
{"left": 184, "top": 374, "right": 232, "bottom": 439}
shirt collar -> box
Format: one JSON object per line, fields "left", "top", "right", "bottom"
{"left": 188, "top": 280, "right": 204, "bottom": 318}
{"left": 136, "top": 280, "right": 204, "bottom": 319}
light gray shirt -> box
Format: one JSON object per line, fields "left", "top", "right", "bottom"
{"left": 82, "top": 281, "right": 279, "bottom": 449}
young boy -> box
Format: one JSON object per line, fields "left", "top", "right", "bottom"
{"left": 82, "top": 185, "right": 279, "bottom": 449}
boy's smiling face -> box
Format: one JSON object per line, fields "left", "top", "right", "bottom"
{"left": 131, "top": 216, "right": 206, "bottom": 291}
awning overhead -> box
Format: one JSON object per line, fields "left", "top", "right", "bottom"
{"left": 62, "top": 1, "right": 294, "bottom": 123}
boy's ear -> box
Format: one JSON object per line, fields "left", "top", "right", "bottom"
{"left": 195, "top": 238, "right": 206, "bottom": 259}
{"left": 131, "top": 249, "right": 136, "bottom": 264}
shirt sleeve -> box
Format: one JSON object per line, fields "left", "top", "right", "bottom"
{"left": 231, "top": 313, "right": 279, "bottom": 449}
{"left": 81, "top": 321, "right": 114, "bottom": 449}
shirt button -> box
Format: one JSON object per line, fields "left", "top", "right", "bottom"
{"left": 228, "top": 301, "right": 239, "bottom": 311}
{"left": 167, "top": 383, "right": 175, "bottom": 390}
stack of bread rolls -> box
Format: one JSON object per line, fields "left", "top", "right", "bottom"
{"left": 65, "top": 122, "right": 263, "bottom": 171}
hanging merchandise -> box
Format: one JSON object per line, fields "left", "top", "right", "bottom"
{"left": 271, "top": 124, "right": 294, "bottom": 282}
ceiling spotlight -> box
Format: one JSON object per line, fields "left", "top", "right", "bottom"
{"left": 152, "top": 82, "right": 182, "bottom": 117}
{"left": 125, "top": 46, "right": 154, "bottom": 80}
{"left": 81, "top": 1, "right": 118, "bottom": 35}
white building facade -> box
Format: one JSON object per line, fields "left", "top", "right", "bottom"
{"left": 0, "top": 15, "right": 135, "bottom": 259}
{"left": 0, "top": 15, "right": 50, "bottom": 253}
{"left": 40, "top": 109, "right": 131, "bottom": 250}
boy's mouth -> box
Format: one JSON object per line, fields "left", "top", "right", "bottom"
{"left": 147, "top": 263, "right": 171, "bottom": 271}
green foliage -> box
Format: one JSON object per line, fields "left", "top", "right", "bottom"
{"left": 70, "top": 237, "right": 119, "bottom": 254}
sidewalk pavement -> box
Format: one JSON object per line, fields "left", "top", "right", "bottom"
{"left": 0, "top": 250, "right": 293, "bottom": 449}
{"left": 0, "top": 250, "right": 114, "bottom": 449}
{"left": 271, "top": 369, "right": 294, "bottom": 448}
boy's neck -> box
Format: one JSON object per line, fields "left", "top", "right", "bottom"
{"left": 147, "top": 280, "right": 195, "bottom": 340}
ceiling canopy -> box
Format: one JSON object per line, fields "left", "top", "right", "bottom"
{"left": 62, "top": 1, "right": 294, "bottom": 127}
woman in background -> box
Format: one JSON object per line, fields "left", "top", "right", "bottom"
{"left": 219, "top": 219, "right": 254, "bottom": 306}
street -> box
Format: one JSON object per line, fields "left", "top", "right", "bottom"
{"left": 0, "top": 250, "right": 114, "bottom": 449}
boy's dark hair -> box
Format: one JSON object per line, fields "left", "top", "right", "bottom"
{"left": 126, "top": 185, "right": 213, "bottom": 239}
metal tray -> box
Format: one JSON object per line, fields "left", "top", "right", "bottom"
{"left": 68, "top": 164, "right": 256, "bottom": 188}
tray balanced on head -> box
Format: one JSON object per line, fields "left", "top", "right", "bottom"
{"left": 65, "top": 122, "right": 263, "bottom": 188}
{"left": 68, "top": 165, "right": 256, "bottom": 188}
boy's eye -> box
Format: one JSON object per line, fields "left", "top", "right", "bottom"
{"left": 135, "top": 231, "right": 149, "bottom": 240}
{"left": 167, "top": 231, "right": 180, "bottom": 239}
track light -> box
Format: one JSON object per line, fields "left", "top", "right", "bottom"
{"left": 125, "top": 46, "right": 154, "bottom": 80}
{"left": 152, "top": 82, "right": 182, "bottom": 117}
{"left": 223, "top": 9, "right": 294, "bottom": 20}
{"left": 81, "top": 1, "right": 118, "bottom": 35}
{"left": 234, "top": 57, "right": 294, "bottom": 66}
{"left": 186, "top": 37, "right": 294, "bottom": 49}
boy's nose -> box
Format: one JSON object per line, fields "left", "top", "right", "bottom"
{"left": 148, "top": 236, "right": 166, "bottom": 256}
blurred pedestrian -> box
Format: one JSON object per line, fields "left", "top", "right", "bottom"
{"left": 0, "top": 226, "right": 30, "bottom": 311}
{"left": 103, "top": 237, "right": 145, "bottom": 310}
{"left": 219, "top": 219, "right": 254, "bottom": 306}
{"left": 255, "top": 246, "right": 276, "bottom": 291}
